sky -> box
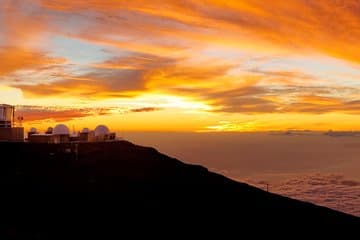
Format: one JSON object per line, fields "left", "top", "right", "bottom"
{"left": 1, "top": 0, "right": 360, "bottom": 132}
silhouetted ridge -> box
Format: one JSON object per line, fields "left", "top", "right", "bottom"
{"left": 0, "top": 141, "right": 358, "bottom": 238}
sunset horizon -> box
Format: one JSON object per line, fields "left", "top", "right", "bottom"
{"left": 1, "top": 0, "right": 360, "bottom": 132}
{"left": 1, "top": 1, "right": 359, "bottom": 235}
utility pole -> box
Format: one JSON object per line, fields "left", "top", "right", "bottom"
{"left": 75, "top": 143, "right": 78, "bottom": 161}
{"left": 17, "top": 116, "right": 24, "bottom": 127}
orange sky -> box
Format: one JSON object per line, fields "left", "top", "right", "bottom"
{"left": 1, "top": 0, "right": 360, "bottom": 132}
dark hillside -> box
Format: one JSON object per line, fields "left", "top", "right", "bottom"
{"left": 0, "top": 141, "right": 358, "bottom": 238}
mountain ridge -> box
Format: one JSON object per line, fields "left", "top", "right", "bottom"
{"left": 0, "top": 141, "right": 359, "bottom": 238}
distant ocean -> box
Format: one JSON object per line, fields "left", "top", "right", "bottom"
{"left": 122, "top": 132, "right": 360, "bottom": 216}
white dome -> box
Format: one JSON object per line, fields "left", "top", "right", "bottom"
{"left": 81, "top": 128, "right": 90, "bottom": 133}
{"left": 53, "top": 124, "right": 70, "bottom": 135}
{"left": 29, "top": 127, "right": 37, "bottom": 133}
{"left": 94, "top": 125, "right": 109, "bottom": 137}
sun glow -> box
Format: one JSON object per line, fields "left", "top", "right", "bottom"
{"left": 1, "top": 0, "right": 360, "bottom": 131}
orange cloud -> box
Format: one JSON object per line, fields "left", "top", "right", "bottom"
{"left": 13, "top": 74, "right": 142, "bottom": 99}
{"left": 39, "top": 0, "right": 360, "bottom": 63}
{"left": 16, "top": 106, "right": 100, "bottom": 122}
{"left": 0, "top": 47, "right": 65, "bottom": 76}
{"left": 0, "top": 1, "right": 49, "bottom": 46}
{"left": 299, "top": 96, "right": 343, "bottom": 106}
{"left": 12, "top": 52, "right": 234, "bottom": 99}
{"left": 16, "top": 105, "right": 162, "bottom": 123}
{"left": 12, "top": 53, "right": 167, "bottom": 98}
{"left": 0, "top": 2, "right": 64, "bottom": 78}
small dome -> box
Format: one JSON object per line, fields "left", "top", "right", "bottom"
{"left": 29, "top": 127, "right": 37, "bottom": 133}
{"left": 53, "top": 124, "right": 70, "bottom": 135}
{"left": 46, "top": 127, "right": 53, "bottom": 134}
{"left": 94, "top": 125, "right": 109, "bottom": 137}
{"left": 81, "top": 128, "right": 90, "bottom": 133}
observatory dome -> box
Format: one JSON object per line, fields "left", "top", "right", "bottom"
{"left": 94, "top": 125, "right": 110, "bottom": 137}
{"left": 81, "top": 128, "right": 90, "bottom": 133}
{"left": 29, "top": 127, "right": 37, "bottom": 133}
{"left": 53, "top": 124, "right": 70, "bottom": 135}
{"left": 46, "top": 127, "right": 53, "bottom": 134}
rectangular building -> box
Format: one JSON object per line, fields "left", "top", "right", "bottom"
{"left": 28, "top": 134, "right": 61, "bottom": 144}
{"left": 0, "top": 127, "right": 24, "bottom": 142}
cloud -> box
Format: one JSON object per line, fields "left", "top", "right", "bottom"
{"left": 82, "top": 68, "right": 147, "bottom": 92}
{"left": 12, "top": 52, "right": 234, "bottom": 99}
{"left": 248, "top": 69, "right": 314, "bottom": 85}
{"left": 92, "top": 53, "right": 176, "bottom": 70}
{"left": 5, "top": 0, "right": 360, "bottom": 69}
{"left": 0, "top": 0, "right": 49, "bottom": 46}
{"left": 201, "top": 120, "right": 262, "bottom": 132}
{"left": 281, "top": 96, "right": 360, "bottom": 114}
{"left": 169, "top": 82, "right": 360, "bottom": 114}
{"left": 11, "top": 63, "right": 145, "bottom": 99}
{"left": 246, "top": 174, "right": 360, "bottom": 216}
{"left": 130, "top": 107, "right": 162, "bottom": 113}
{"left": 0, "top": 47, "right": 65, "bottom": 77}
{"left": 38, "top": 0, "right": 360, "bottom": 63}
{"left": 0, "top": 1, "right": 61, "bottom": 76}
{"left": 204, "top": 86, "right": 278, "bottom": 113}
{"left": 15, "top": 105, "right": 163, "bottom": 122}
{"left": 27, "top": 63, "right": 354, "bottom": 115}
{"left": 12, "top": 68, "right": 148, "bottom": 98}
{"left": 15, "top": 105, "right": 105, "bottom": 122}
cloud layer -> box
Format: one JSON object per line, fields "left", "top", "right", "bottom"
{"left": 247, "top": 174, "right": 360, "bottom": 216}
{"left": 15, "top": 105, "right": 162, "bottom": 123}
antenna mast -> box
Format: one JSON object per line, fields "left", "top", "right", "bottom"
{"left": 17, "top": 116, "right": 24, "bottom": 127}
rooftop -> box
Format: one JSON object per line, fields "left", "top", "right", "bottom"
{"left": 0, "top": 104, "right": 14, "bottom": 108}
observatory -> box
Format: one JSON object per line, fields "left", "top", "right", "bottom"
{"left": 28, "top": 126, "right": 59, "bottom": 144}
{"left": 0, "top": 104, "right": 24, "bottom": 142}
{"left": 28, "top": 128, "right": 37, "bottom": 138}
{"left": 94, "top": 125, "right": 116, "bottom": 141}
{"left": 45, "top": 127, "right": 53, "bottom": 134}
{"left": 95, "top": 125, "right": 109, "bottom": 136}
{"left": 79, "top": 128, "right": 95, "bottom": 142}
{"left": 28, "top": 124, "right": 116, "bottom": 144}
{"left": 28, "top": 127, "right": 38, "bottom": 136}
{"left": 53, "top": 124, "right": 70, "bottom": 135}
{"left": 0, "top": 103, "right": 117, "bottom": 144}
{"left": 28, "top": 124, "right": 70, "bottom": 143}
{"left": 53, "top": 124, "right": 70, "bottom": 143}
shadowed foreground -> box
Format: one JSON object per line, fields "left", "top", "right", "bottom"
{"left": 0, "top": 141, "right": 359, "bottom": 238}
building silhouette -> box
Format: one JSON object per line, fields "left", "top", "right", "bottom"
{"left": 0, "top": 104, "right": 24, "bottom": 142}
{"left": 0, "top": 104, "right": 116, "bottom": 143}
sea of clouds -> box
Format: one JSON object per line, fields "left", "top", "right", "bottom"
{"left": 246, "top": 174, "right": 360, "bottom": 216}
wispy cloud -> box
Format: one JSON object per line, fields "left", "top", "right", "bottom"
{"left": 130, "top": 107, "right": 162, "bottom": 113}
{"left": 16, "top": 105, "right": 113, "bottom": 122}
{"left": 0, "top": 47, "right": 65, "bottom": 77}
{"left": 15, "top": 104, "right": 163, "bottom": 123}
